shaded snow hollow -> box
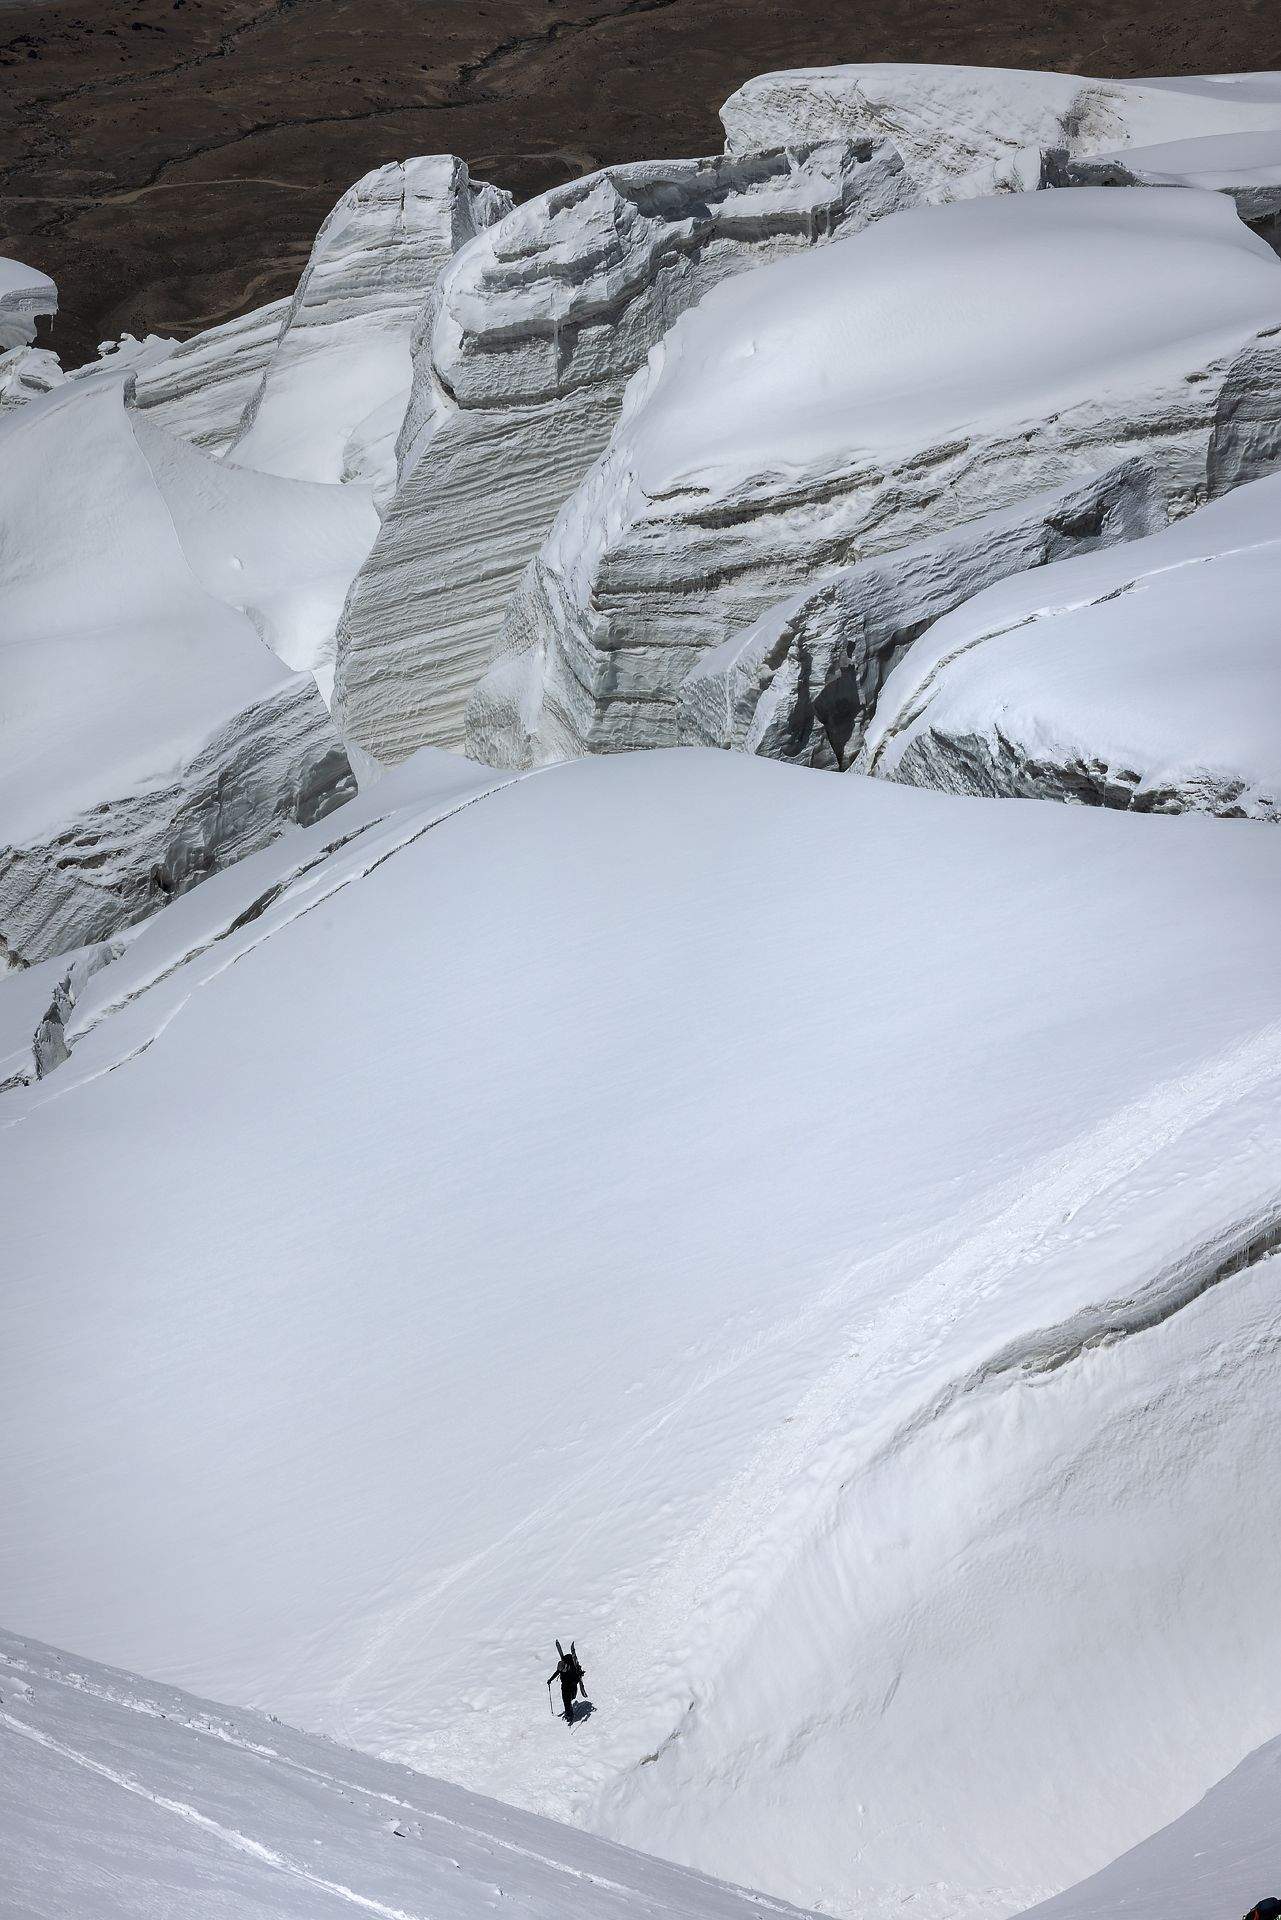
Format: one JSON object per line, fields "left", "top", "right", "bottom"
{"left": 0, "top": 1629, "right": 816, "bottom": 1920}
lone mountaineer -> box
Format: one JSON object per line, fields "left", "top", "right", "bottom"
{"left": 548, "top": 1640, "right": 585, "bottom": 1723}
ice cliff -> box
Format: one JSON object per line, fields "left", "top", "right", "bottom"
{"left": 468, "top": 187, "right": 1281, "bottom": 766}
{"left": 333, "top": 140, "right": 912, "bottom": 760}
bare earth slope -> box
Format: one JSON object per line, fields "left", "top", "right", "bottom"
{"left": 6, "top": 0, "right": 1281, "bottom": 366}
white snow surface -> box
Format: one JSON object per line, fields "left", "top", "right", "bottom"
{"left": 0, "top": 1628, "right": 815, "bottom": 1920}
{"left": 1015, "top": 1733, "right": 1281, "bottom": 1920}
{"left": 3, "top": 748, "right": 1280, "bottom": 1919}
{"left": 720, "top": 63, "right": 1281, "bottom": 201}
{"left": 620, "top": 188, "right": 1277, "bottom": 483}
{"left": 1071, "top": 128, "right": 1281, "bottom": 189}
{"left": 860, "top": 466, "right": 1281, "bottom": 816}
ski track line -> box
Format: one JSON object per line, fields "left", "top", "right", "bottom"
{"left": 1, "top": 768, "right": 531, "bottom": 1131}
{"left": 0, "top": 1709, "right": 427, "bottom": 1920}
{"left": 586, "top": 1014, "right": 1281, "bottom": 1772}
{"left": 0, "top": 1677, "right": 802, "bottom": 1916}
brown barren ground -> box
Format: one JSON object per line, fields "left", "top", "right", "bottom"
{"left": 3, "top": 0, "right": 1280, "bottom": 366}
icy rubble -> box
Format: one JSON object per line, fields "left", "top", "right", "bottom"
{"left": 721, "top": 63, "right": 1281, "bottom": 202}
{"left": 677, "top": 462, "right": 1163, "bottom": 766}
{"left": 859, "top": 468, "right": 1281, "bottom": 817}
{"left": 0, "top": 1631, "right": 818, "bottom": 1920}
{"left": 1065, "top": 130, "right": 1281, "bottom": 248}
{"left": 333, "top": 140, "right": 912, "bottom": 761}
{"left": 0, "top": 381, "right": 364, "bottom": 968}
{"left": 469, "top": 186, "right": 1281, "bottom": 767}
{"left": 229, "top": 155, "right": 511, "bottom": 497}
{"left": 3, "top": 748, "right": 1280, "bottom": 1918}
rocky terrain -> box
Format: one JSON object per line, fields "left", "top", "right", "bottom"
{"left": 5, "top": 0, "right": 1281, "bottom": 366}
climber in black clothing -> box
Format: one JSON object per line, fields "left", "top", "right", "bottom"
{"left": 548, "top": 1640, "right": 585, "bottom": 1723}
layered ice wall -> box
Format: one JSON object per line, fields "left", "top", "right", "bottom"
{"left": 333, "top": 140, "right": 912, "bottom": 761}
{"left": 229, "top": 155, "right": 512, "bottom": 496}
{"left": 860, "top": 469, "right": 1281, "bottom": 815}
{"left": 470, "top": 187, "right": 1281, "bottom": 766}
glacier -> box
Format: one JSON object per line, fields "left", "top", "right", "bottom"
{"left": 6, "top": 54, "right": 1281, "bottom": 1920}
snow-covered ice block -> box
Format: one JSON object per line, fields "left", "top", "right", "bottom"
{"left": 228, "top": 155, "right": 512, "bottom": 495}
{"left": 0, "top": 1629, "right": 816, "bottom": 1920}
{"left": 333, "top": 140, "right": 912, "bottom": 761}
{"left": 472, "top": 186, "right": 1281, "bottom": 767}
{"left": 0, "top": 254, "right": 56, "bottom": 350}
{"left": 3, "top": 749, "right": 1280, "bottom": 1919}
{"left": 0, "top": 382, "right": 361, "bottom": 966}
{"left": 860, "top": 467, "right": 1281, "bottom": 817}
{"left": 721, "top": 63, "right": 1281, "bottom": 202}
{"left": 1065, "top": 130, "right": 1281, "bottom": 247}
{"left": 114, "top": 305, "right": 286, "bottom": 452}
{"left": 677, "top": 461, "right": 1164, "bottom": 766}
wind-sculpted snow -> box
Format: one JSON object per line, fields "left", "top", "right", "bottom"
{"left": 860, "top": 468, "right": 1281, "bottom": 817}
{"left": 0, "top": 382, "right": 364, "bottom": 968}
{"left": 3, "top": 750, "right": 1279, "bottom": 1919}
{"left": 721, "top": 63, "right": 1281, "bottom": 203}
{"left": 677, "top": 463, "right": 1165, "bottom": 766}
{"left": 333, "top": 140, "right": 911, "bottom": 761}
{"left": 229, "top": 156, "right": 511, "bottom": 497}
{"left": 0, "top": 253, "right": 56, "bottom": 349}
{"left": 1014, "top": 1735, "right": 1281, "bottom": 1920}
{"left": 470, "top": 187, "right": 1281, "bottom": 767}
{"left": 0, "top": 1631, "right": 815, "bottom": 1920}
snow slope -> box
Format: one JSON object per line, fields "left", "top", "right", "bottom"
{"left": 720, "top": 64, "right": 1281, "bottom": 201}
{"left": 3, "top": 749, "right": 1280, "bottom": 1918}
{"left": 1015, "top": 1734, "right": 1281, "bottom": 1920}
{"left": 0, "top": 381, "right": 365, "bottom": 965}
{"left": 860, "top": 467, "right": 1281, "bottom": 815}
{"left": 474, "top": 186, "right": 1281, "bottom": 765}
{"left": 0, "top": 1628, "right": 815, "bottom": 1920}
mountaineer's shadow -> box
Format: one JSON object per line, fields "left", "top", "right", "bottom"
{"left": 566, "top": 1698, "right": 595, "bottom": 1726}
